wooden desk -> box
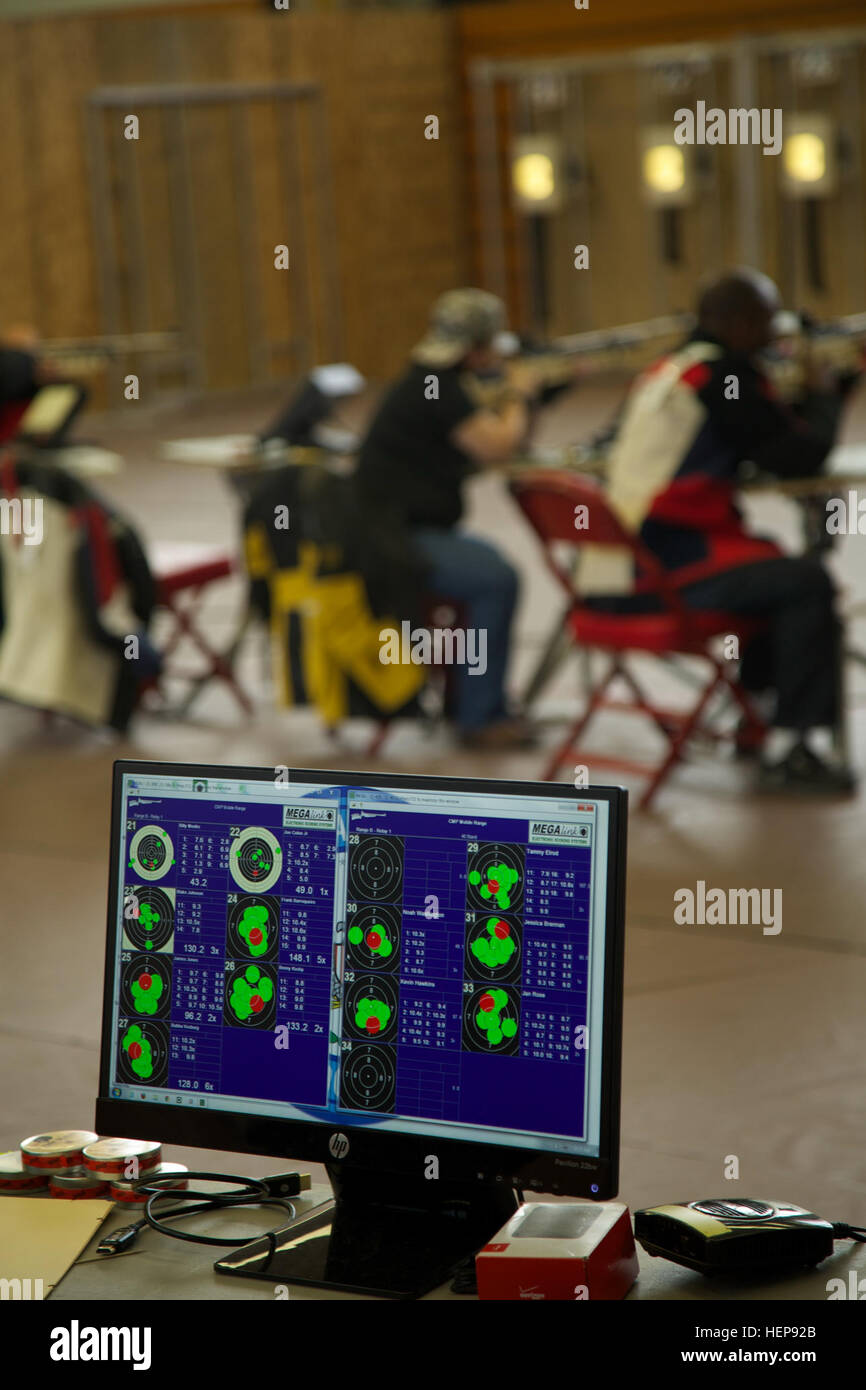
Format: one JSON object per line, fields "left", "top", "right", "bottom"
{"left": 44, "top": 1184, "right": 865, "bottom": 1301}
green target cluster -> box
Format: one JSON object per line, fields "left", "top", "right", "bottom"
{"left": 475, "top": 988, "right": 518, "bottom": 1045}
{"left": 463, "top": 842, "right": 524, "bottom": 1055}
{"left": 225, "top": 963, "right": 276, "bottom": 1028}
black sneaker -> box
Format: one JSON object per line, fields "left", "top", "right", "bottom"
{"left": 756, "top": 741, "right": 857, "bottom": 796}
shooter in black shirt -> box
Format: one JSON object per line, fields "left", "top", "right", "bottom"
{"left": 357, "top": 289, "right": 547, "bottom": 748}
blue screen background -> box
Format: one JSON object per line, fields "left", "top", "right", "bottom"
{"left": 112, "top": 781, "right": 598, "bottom": 1148}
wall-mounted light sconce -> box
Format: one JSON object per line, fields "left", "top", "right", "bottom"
{"left": 640, "top": 125, "right": 694, "bottom": 207}
{"left": 511, "top": 135, "right": 563, "bottom": 214}
{"left": 780, "top": 114, "right": 837, "bottom": 294}
{"left": 640, "top": 125, "right": 694, "bottom": 268}
{"left": 781, "top": 115, "right": 837, "bottom": 199}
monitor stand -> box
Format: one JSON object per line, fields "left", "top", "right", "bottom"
{"left": 214, "top": 1163, "right": 520, "bottom": 1299}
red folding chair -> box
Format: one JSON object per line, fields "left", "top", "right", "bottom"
{"left": 510, "top": 470, "right": 768, "bottom": 809}
{"left": 152, "top": 550, "right": 253, "bottom": 716}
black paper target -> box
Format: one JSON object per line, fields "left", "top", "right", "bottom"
{"left": 343, "top": 974, "right": 399, "bottom": 1042}
{"left": 121, "top": 953, "right": 172, "bottom": 1021}
{"left": 122, "top": 885, "right": 174, "bottom": 952}
{"left": 340, "top": 1044, "right": 396, "bottom": 1113}
{"left": 465, "top": 913, "right": 522, "bottom": 984}
{"left": 346, "top": 904, "right": 401, "bottom": 972}
{"left": 462, "top": 985, "right": 520, "bottom": 1056}
{"left": 116, "top": 1019, "right": 169, "bottom": 1087}
{"left": 128, "top": 825, "right": 174, "bottom": 882}
{"left": 348, "top": 835, "right": 404, "bottom": 903}
{"left": 226, "top": 895, "right": 280, "bottom": 963}
{"left": 229, "top": 826, "right": 282, "bottom": 893}
{"left": 466, "top": 842, "right": 525, "bottom": 914}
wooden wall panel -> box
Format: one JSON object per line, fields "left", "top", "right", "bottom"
{"left": 271, "top": 14, "right": 352, "bottom": 371}
{"left": 15, "top": 18, "right": 99, "bottom": 339}
{"left": 0, "top": 6, "right": 468, "bottom": 387}
{"left": 277, "top": 10, "right": 470, "bottom": 375}
{"left": 4, "top": 0, "right": 864, "bottom": 392}
{"left": 459, "top": 3, "right": 866, "bottom": 333}
{"left": 174, "top": 19, "right": 251, "bottom": 389}
{"left": 221, "top": 18, "right": 286, "bottom": 370}
{"left": 0, "top": 25, "right": 38, "bottom": 333}
{"left": 457, "top": 0, "right": 866, "bottom": 60}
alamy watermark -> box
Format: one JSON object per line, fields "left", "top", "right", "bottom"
{"left": 0, "top": 496, "right": 42, "bottom": 546}
{"left": 49, "top": 1323, "right": 151, "bottom": 1369}
{"left": 674, "top": 880, "right": 782, "bottom": 935}
{"left": 826, "top": 492, "right": 866, "bottom": 535}
{"left": 674, "top": 102, "right": 782, "bottom": 157}
{"left": 1, "top": 1277, "right": 44, "bottom": 1300}
{"left": 379, "top": 621, "right": 487, "bottom": 676}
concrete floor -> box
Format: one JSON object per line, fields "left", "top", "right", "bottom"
{"left": 1, "top": 381, "right": 865, "bottom": 1272}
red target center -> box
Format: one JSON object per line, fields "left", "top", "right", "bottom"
{"left": 249, "top": 928, "right": 263, "bottom": 945}
{"left": 365, "top": 1016, "right": 381, "bottom": 1034}
{"left": 493, "top": 922, "right": 509, "bottom": 939}
{"left": 366, "top": 931, "right": 381, "bottom": 949}
{"left": 487, "top": 878, "right": 500, "bottom": 893}
{"left": 128, "top": 1042, "right": 142, "bottom": 1060}
{"left": 250, "top": 995, "right": 264, "bottom": 1013}
{"left": 138, "top": 973, "right": 152, "bottom": 990}
{"left": 479, "top": 993, "right": 495, "bottom": 1012}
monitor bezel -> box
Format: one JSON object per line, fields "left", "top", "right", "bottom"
{"left": 97, "top": 760, "right": 627, "bottom": 1200}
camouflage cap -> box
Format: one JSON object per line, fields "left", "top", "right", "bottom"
{"left": 411, "top": 288, "right": 507, "bottom": 368}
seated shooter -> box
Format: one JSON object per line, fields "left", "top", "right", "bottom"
{"left": 582, "top": 269, "right": 860, "bottom": 794}
{"left": 356, "top": 289, "right": 549, "bottom": 750}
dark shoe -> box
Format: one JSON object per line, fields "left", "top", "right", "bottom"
{"left": 756, "top": 741, "right": 857, "bottom": 795}
{"left": 458, "top": 717, "right": 538, "bottom": 751}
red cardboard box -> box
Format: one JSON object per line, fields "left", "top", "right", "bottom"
{"left": 476, "top": 1201, "right": 639, "bottom": 1301}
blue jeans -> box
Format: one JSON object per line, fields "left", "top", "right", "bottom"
{"left": 412, "top": 528, "right": 519, "bottom": 732}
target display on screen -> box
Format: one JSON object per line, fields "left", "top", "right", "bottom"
{"left": 228, "top": 826, "right": 282, "bottom": 893}
{"left": 224, "top": 963, "right": 277, "bottom": 1029}
{"left": 122, "top": 885, "right": 175, "bottom": 953}
{"left": 128, "top": 825, "right": 174, "bottom": 882}
{"left": 107, "top": 764, "right": 616, "bottom": 1173}
{"left": 462, "top": 985, "right": 520, "bottom": 1055}
{"left": 340, "top": 1043, "right": 396, "bottom": 1113}
{"left": 343, "top": 973, "right": 399, "bottom": 1042}
{"left": 346, "top": 903, "right": 401, "bottom": 972}
{"left": 117, "top": 1019, "right": 169, "bottom": 1086}
{"left": 121, "top": 953, "right": 172, "bottom": 1021}
{"left": 465, "top": 913, "right": 521, "bottom": 984}
{"left": 227, "top": 894, "right": 280, "bottom": 962}
{"left": 347, "top": 835, "right": 404, "bottom": 903}
{"left": 466, "top": 842, "right": 525, "bottom": 914}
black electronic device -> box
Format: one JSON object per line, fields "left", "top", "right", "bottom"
{"left": 635, "top": 1198, "right": 836, "bottom": 1275}
{"left": 96, "top": 761, "right": 627, "bottom": 1298}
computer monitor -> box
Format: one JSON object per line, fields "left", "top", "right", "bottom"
{"left": 96, "top": 761, "right": 627, "bottom": 1297}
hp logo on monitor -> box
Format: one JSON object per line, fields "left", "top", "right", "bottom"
{"left": 328, "top": 1132, "right": 350, "bottom": 1160}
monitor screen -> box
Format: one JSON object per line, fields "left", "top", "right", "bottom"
{"left": 98, "top": 763, "right": 625, "bottom": 1196}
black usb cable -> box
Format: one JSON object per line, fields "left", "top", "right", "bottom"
{"left": 96, "top": 1170, "right": 311, "bottom": 1254}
